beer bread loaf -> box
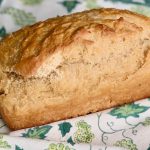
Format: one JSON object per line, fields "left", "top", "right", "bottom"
{"left": 0, "top": 8, "right": 150, "bottom": 130}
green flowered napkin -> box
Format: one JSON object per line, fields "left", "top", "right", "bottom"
{"left": 0, "top": 0, "right": 150, "bottom": 150}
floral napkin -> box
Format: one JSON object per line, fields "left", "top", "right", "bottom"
{"left": 0, "top": 0, "right": 150, "bottom": 150}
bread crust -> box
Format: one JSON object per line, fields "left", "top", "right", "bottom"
{"left": 0, "top": 8, "right": 150, "bottom": 130}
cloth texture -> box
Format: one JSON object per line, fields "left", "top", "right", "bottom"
{"left": 0, "top": 0, "right": 150, "bottom": 150}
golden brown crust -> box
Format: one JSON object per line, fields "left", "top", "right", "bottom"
{"left": 1, "top": 8, "right": 150, "bottom": 130}
{"left": 0, "top": 8, "right": 149, "bottom": 77}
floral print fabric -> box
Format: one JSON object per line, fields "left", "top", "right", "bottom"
{"left": 0, "top": 0, "right": 150, "bottom": 150}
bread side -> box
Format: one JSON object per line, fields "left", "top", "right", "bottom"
{"left": 0, "top": 8, "right": 150, "bottom": 130}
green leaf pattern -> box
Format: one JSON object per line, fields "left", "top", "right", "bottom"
{"left": 0, "top": 26, "right": 7, "bottom": 38}
{"left": 131, "top": 6, "right": 150, "bottom": 16}
{"left": 22, "top": 125, "right": 52, "bottom": 139}
{"left": 15, "top": 145, "right": 24, "bottom": 150}
{"left": 109, "top": 103, "right": 149, "bottom": 118}
{"left": 106, "top": 0, "right": 150, "bottom": 7}
{"left": 47, "top": 143, "right": 75, "bottom": 150}
{"left": 58, "top": 122, "right": 72, "bottom": 137}
{"left": 0, "top": 7, "right": 36, "bottom": 27}
{"left": 0, "top": 135, "right": 11, "bottom": 149}
{"left": 19, "top": 0, "right": 43, "bottom": 5}
{"left": 142, "top": 117, "right": 150, "bottom": 126}
{"left": 86, "top": 0, "right": 99, "bottom": 9}
{"left": 59, "top": 0, "right": 80, "bottom": 12}
{"left": 67, "top": 137, "right": 75, "bottom": 146}
{"left": 147, "top": 145, "right": 150, "bottom": 150}
{"left": 0, "top": 0, "right": 3, "bottom": 5}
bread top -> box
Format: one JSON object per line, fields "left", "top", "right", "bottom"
{"left": 0, "top": 8, "right": 150, "bottom": 78}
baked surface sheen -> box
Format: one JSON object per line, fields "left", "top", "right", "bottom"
{"left": 0, "top": 8, "right": 150, "bottom": 130}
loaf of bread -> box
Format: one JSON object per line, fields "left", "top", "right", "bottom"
{"left": 0, "top": 8, "right": 150, "bottom": 130}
